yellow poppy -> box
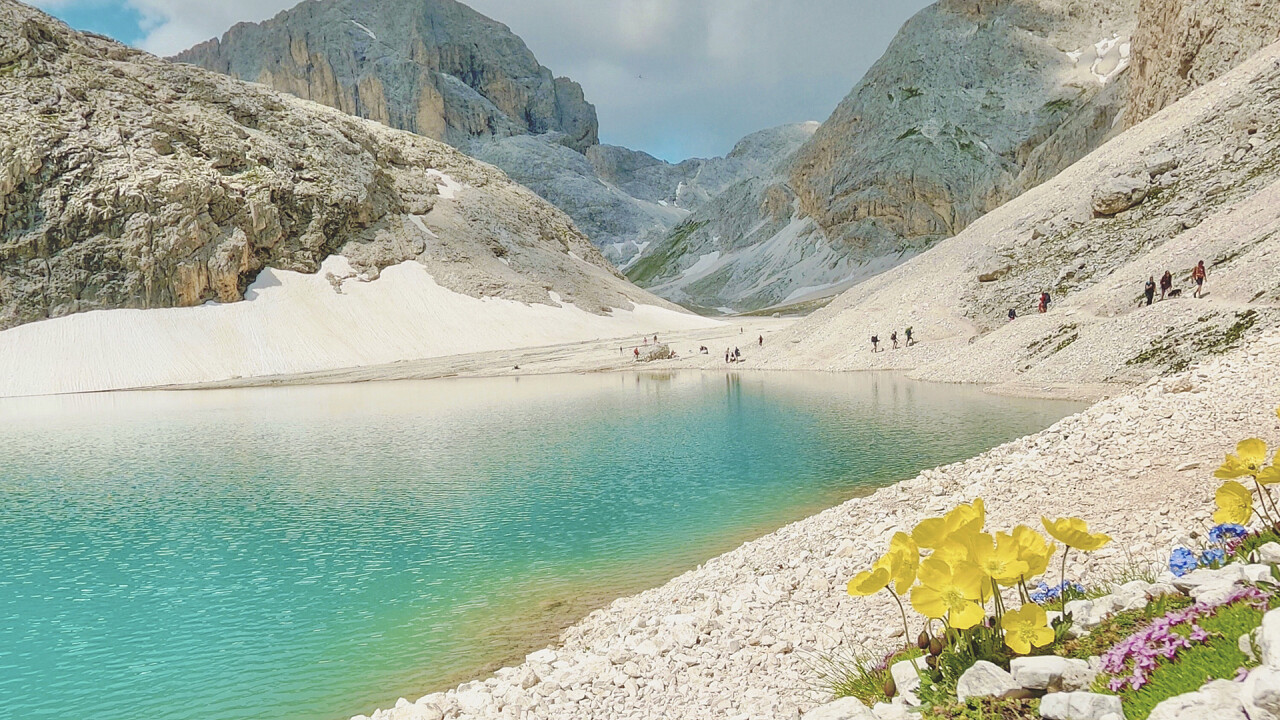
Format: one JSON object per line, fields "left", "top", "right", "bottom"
{"left": 1041, "top": 517, "right": 1112, "bottom": 552}
{"left": 1002, "top": 604, "right": 1055, "bottom": 655}
{"left": 884, "top": 532, "right": 919, "bottom": 594}
{"left": 1258, "top": 465, "right": 1280, "bottom": 486}
{"left": 1213, "top": 481, "right": 1255, "bottom": 525}
{"left": 910, "top": 556, "right": 986, "bottom": 629}
{"left": 847, "top": 565, "right": 891, "bottom": 597}
{"left": 972, "top": 531, "right": 1030, "bottom": 585}
{"left": 1215, "top": 439, "right": 1270, "bottom": 479}
{"left": 1010, "top": 525, "right": 1055, "bottom": 578}
{"left": 912, "top": 499, "right": 986, "bottom": 548}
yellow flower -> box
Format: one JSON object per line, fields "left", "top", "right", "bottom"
{"left": 972, "top": 531, "right": 1031, "bottom": 586}
{"left": 1002, "top": 604, "right": 1055, "bottom": 655}
{"left": 910, "top": 556, "right": 986, "bottom": 629}
{"left": 884, "top": 532, "right": 919, "bottom": 594}
{"left": 1215, "top": 439, "right": 1270, "bottom": 479}
{"left": 1259, "top": 465, "right": 1280, "bottom": 486}
{"left": 1213, "top": 481, "right": 1255, "bottom": 525}
{"left": 1041, "top": 517, "right": 1112, "bottom": 552}
{"left": 911, "top": 498, "right": 986, "bottom": 548}
{"left": 847, "top": 566, "right": 891, "bottom": 597}
{"left": 1010, "top": 525, "right": 1056, "bottom": 578}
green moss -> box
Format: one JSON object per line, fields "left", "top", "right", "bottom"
{"left": 921, "top": 697, "right": 1040, "bottom": 719}
{"left": 1059, "top": 595, "right": 1196, "bottom": 660}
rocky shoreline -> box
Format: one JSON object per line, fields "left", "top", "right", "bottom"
{"left": 354, "top": 328, "right": 1279, "bottom": 719}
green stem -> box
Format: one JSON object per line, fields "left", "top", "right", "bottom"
{"left": 1257, "top": 478, "right": 1280, "bottom": 529}
{"left": 888, "top": 590, "right": 921, "bottom": 673}
{"left": 1060, "top": 547, "right": 1070, "bottom": 596}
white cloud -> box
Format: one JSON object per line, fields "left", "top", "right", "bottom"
{"left": 41, "top": 0, "right": 933, "bottom": 160}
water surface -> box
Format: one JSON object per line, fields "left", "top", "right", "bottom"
{"left": 0, "top": 372, "right": 1081, "bottom": 720}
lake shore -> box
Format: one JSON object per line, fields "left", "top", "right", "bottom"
{"left": 154, "top": 314, "right": 1129, "bottom": 403}
{"left": 355, "top": 328, "right": 1280, "bottom": 720}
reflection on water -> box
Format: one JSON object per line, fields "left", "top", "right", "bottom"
{"left": 0, "top": 372, "right": 1081, "bottom": 720}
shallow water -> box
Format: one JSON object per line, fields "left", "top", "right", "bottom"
{"left": 0, "top": 372, "right": 1081, "bottom": 720}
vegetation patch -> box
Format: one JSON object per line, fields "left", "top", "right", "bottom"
{"left": 624, "top": 220, "right": 708, "bottom": 285}
{"left": 921, "top": 697, "right": 1040, "bottom": 719}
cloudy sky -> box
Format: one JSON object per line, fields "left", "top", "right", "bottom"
{"left": 33, "top": 0, "right": 931, "bottom": 161}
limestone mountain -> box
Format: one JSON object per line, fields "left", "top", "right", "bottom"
{"left": 172, "top": 0, "right": 598, "bottom": 151}
{"left": 172, "top": 0, "right": 812, "bottom": 267}
{"left": 629, "top": 0, "right": 1142, "bottom": 313}
{"left": 758, "top": 36, "right": 1280, "bottom": 395}
{"left": 0, "top": 0, "right": 714, "bottom": 394}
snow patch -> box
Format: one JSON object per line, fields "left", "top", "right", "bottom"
{"left": 0, "top": 257, "right": 718, "bottom": 397}
{"left": 426, "top": 170, "right": 464, "bottom": 199}
{"left": 680, "top": 251, "right": 721, "bottom": 280}
{"left": 349, "top": 20, "right": 377, "bottom": 41}
{"left": 1070, "top": 34, "right": 1131, "bottom": 85}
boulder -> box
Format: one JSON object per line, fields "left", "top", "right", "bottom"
{"left": 1092, "top": 174, "right": 1150, "bottom": 215}
{"left": 1010, "top": 656, "right": 1092, "bottom": 691}
{"left": 1260, "top": 608, "right": 1280, "bottom": 667}
{"left": 890, "top": 659, "right": 923, "bottom": 706}
{"left": 637, "top": 344, "right": 675, "bottom": 362}
{"left": 801, "top": 697, "right": 876, "bottom": 720}
{"left": 1257, "top": 543, "right": 1280, "bottom": 565}
{"left": 956, "top": 660, "right": 1019, "bottom": 701}
{"left": 1243, "top": 666, "right": 1280, "bottom": 720}
{"left": 1039, "top": 691, "right": 1124, "bottom": 720}
{"left": 1147, "top": 679, "right": 1248, "bottom": 720}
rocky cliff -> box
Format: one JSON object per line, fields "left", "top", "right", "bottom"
{"left": 629, "top": 0, "right": 1140, "bottom": 312}
{"left": 1126, "top": 0, "right": 1280, "bottom": 127}
{"left": 0, "top": 0, "right": 680, "bottom": 332}
{"left": 172, "top": 0, "right": 599, "bottom": 151}
{"left": 172, "top": 0, "right": 811, "bottom": 268}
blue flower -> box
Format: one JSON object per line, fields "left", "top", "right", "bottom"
{"left": 1199, "top": 547, "right": 1227, "bottom": 568}
{"left": 1209, "top": 524, "right": 1248, "bottom": 545}
{"left": 1030, "top": 580, "right": 1086, "bottom": 604}
{"left": 1169, "top": 547, "right": 1198, "bottom": 577}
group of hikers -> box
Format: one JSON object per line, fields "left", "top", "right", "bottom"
{"left": 1144, "top": 261, "right": 1207, "bottom": 305}
{"left": 870, "top": 327, "right": 914, "bottom": 353}
{"left": 724, "top": 334, "right": 764, "bottom": 363}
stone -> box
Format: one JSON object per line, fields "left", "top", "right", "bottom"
{"left": 1147, "top": 679, "right": 1248, "bottom": 720}
{"left": 1260, "top": 608, "right": 1280, "bottom": 667}
{"left": 1039, "top": 691, "right": 1125, "bottom": 720}
{"left": 1257, "top": 543, "right": 1280, "bottom": 565}
{"left": 1092, "top": 174, "right": 1150, "bottom": 216}
{"left": 800, "top": 697, "right": 876, "bottom": 720}
{"left": 871, "top": 701, "right": 911, "bottom": 720}
{"left": 956, "top": 661, "right": 1019, "bottom": 701}
{"left": 1243, "top": 666, "right": 1280, "bottom": 720}
{"left": 1010, "top": 656, "right": 1091, "bottom": 691}
{"left": 890, "top": 659, "right": 923, "bottom": 706}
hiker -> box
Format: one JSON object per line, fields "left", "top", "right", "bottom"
{"left": 891, "top": 331, "right": 899, "bottom": 350}
{"left": 1009, "top": 308, "right": 1017, "bottom": 322}
{"left": 1038, "top": 292, "right": 1050, "bottom": 314}
{"left": 871, "top": 335, "right": 880, "bottom": 353}
{"left": 758, "top": 335, "right": 763, "bottom": 347}
{"left": 1192, "top": 261, "right": 1207, "bottom": 298}
{"left": 725, "top": 348, "right": 731, "bottom": 363}
{"left": 905, "top": 327, "right": 914, "bottom": 346}
{"left": 1160, "top": 270, "right": 1173, "bottom": 300}
{"left": 734, "top": 347, "right": 741, "bottom": 361}
{"left": 1144, "top": 276, "right": 1156, "bottom": 306}
{"left": 634, "top": 347, "right": 640, "bottom": 360}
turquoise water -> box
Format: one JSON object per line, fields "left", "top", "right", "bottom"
{"left": 0, "top": 372, "right": 1080, "bottom": 720}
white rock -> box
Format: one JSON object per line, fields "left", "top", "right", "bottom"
{"left": 800, "top": 697, "right": 876, "bottom": 720}
{"left": 890, "top": 659, "right": 922, "bottom": 706}
{"left": 871, "top": 700, "right": 911, "bottom": 720}
{"left": 1010, "top": 656, "right": 1091, "bottom": 691}
{"left": 1260, "top": 608, "right": 1280, "bottom": 667}
{"left": 956, "top": 660, "right": 1019, "bottom": 701}
{"left": 1147, "top": 679, "right": 1248, "bottom": 720}
{"left": 1257, "top": 542, "right": 1280, "bottom": 565}
{"left": 526, "top": 648, "right": 558, "bottom": 665}
{"left": 1243, "top": 666, "right": 1280, "bottom": 720}
{"left": 1039, "top": 691, "right": 1124, "bottom": 720}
